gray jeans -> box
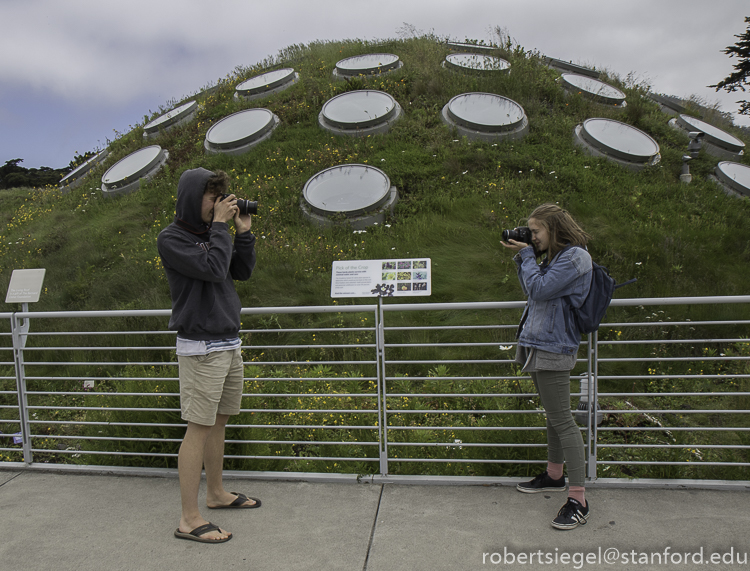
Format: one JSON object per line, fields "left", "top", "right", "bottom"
{"left": 530, "top": 369, "right": 586, "bottom": 487}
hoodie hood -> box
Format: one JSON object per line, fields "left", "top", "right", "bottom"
{"left": 174, "top": 167, "right": 214, "bottom": 236}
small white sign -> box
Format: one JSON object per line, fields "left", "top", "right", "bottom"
{"left": 331, "top": 258, "right": 431, "bottom": 298}
{"left": 5, "top": 269, "right": 46, "bottom": 303}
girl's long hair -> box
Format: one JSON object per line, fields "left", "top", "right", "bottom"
{"left": 527, "top": 204, "right": 591, "bottom": 260}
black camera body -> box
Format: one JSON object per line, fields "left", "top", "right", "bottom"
{"left": 502, "top": 226, "right": 532, "bottom": 244}
{"left": 221, "top": 194, "right": 258, "bottom": 216}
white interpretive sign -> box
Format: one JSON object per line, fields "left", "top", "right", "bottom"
{"left": 5, "top": 268, "right": 46, "bottom": 303}
{"left": 331, "top": 258, "right": 431, "bottom": 298}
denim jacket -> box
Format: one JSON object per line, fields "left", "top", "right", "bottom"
{"left": 514, "top": 245, "right": 592, "bottom": 355}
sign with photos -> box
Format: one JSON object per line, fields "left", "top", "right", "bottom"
{"left": 331, "top": 258, "right": 431, "bottom": 298}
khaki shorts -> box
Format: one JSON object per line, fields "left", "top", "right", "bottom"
{"left": 178, "top": 348, "right": 244, "bottom": 426}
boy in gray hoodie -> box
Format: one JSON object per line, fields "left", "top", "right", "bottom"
{"left": 158, "top": 167, "right": 259, "bottom": 543}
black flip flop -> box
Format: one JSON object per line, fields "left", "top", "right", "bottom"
{"left": 208, "top": 492, "right": 261, "bottom": 509}
{"left": 174, "top": 522, "right": 232, "bottom": 543}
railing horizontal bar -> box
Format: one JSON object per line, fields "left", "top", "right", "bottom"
{"left": 385, "top": 343, "right": 506, "bottom": 348}
{"left": 386, "top": 393, "right": 538, "bottom": 398}
{"left": 246, "top": 378, "right": 378, "bottom": 382}
{"left": 598, "top": 338, "right": 750, "bottom": 345}
{"left": 388, "top": 442, "right": 546, "bottom": 448}
{"left": 385, "top": 325, "right": 512, "bottom": 331}
{"left": 597, "top": 426, "right": 750, "bottom": 432}
{"left": 600, "top": 392, "right": 750, "bottom": 397}
{"left": 32, "top": 435, "right": 379, "bottom": 446}
{"left": 387, "top": 426, "right": 546, "bottom": 431}
{"left": 25, "top": 377, "right": 178, "bottom": 382}
{"left": 28, "top": 420, "right": 378, "bottom": 429}
{"left": 603, "top": 409, "right": 750, "bottom": 414}
{"left": 384, "top": 378, "right": 532, "bottom": 383}
{"left": 26, "top": 391, "right": 379, "bottom": 399}
{"left": 385, "top": 360, "right": 510, "bottom": 365}
{"left": 21, "top": 346, "right": 176, "bottom": 351}
{"left": 604, "top": 320, "right": 750, "bottom": 327}
{"left": 599, "top": 444, "right": 749, "bottom": 449}
{"left": 598, "top": 356, "right": 750, "bottom": 362}
{"left": 598, "top": 374, "right": 750, "bottom": 380}
{"left": 598, "top": 461, "right": 750, "bottom": 467}
{"left": 388, "top": 458, "right": 544, "bottom": 464}
{"left": 386, "top": 409, "right": 545, "bottom": 414}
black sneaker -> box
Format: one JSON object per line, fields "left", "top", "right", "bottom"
{"left": 516, "top": 470, "right": 566, "bottom": 494}
{"left": 552, "top": 497, "right": 590, "bottom": 530}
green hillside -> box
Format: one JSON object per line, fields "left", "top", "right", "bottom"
{"left": 2, "top": 34, "right": 749, "bottom": 312}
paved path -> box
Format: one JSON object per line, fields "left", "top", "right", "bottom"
{"left": 1, "top": 469, "right": 748, "bottom": 570}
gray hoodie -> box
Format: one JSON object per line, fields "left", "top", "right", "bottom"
{"left": 157, "top": 168, "right": 256, "bottom": 340}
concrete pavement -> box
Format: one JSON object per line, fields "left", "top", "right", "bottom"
{"left": 0, "top": 469, "right": 748, "bottom": 571}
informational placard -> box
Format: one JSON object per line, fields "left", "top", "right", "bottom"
{"left": 5, "top": 268, "right": 46, "bottom": 303}
{"left": 331, "top": 258, "right": 431, "bottom": 298}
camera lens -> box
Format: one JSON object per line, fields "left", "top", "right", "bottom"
{"left": 221, "top": 194, "right": 258, "bottom": 215}
{"left": 236, "top": 199, "right": 258, "bottom": 216}
{"left": 502, "top": 227, "right": 531, "bottom": 244}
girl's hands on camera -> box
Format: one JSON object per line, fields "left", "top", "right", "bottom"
{"left": 502, "top": 239, "right": 530, "bottom": 254}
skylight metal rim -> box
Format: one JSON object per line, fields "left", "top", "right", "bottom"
{"left": 580, "top": 118, "right": 660, "bottom": 163}
{"left": 560, "top": 73, "right": 626, "bottom": 106}
{"left": 444, "top": 53, "right": 511, "bottom": 74}
{"left": 204, "top": 108, "right": 278, "bottom": 150}
{"left": 236, "top": 68, "right": 297, "bottom": 96}
{"left": 143, "top": 101, "right": 198, "bottom": 135}
{"left": 101, "top": 146, "right": 168, "bottom": 190}
{"left": 320, "top": 90, "right": 400, "bottom": 130}
{"left": 674, "top": 114, "right": 745, "bottom": 153}
{"left": 445, "top": 92, "right": 526, "bottom": 133}
{"left": 302, "top": 163, "right": 392, "bottom": 217}
{"left": 334, "top": 53, "right": 401, "bottom": 76}
{"left": 715, "top": 161, "right": 750, "bottom": 196}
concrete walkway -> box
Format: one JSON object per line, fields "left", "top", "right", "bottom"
{"left": 1, "top": 469, "right": 748, "bottom": 571}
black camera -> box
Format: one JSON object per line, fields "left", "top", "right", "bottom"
{"left": 502, "top": 226, "right": 532, "bottom": 244}
{"left": 221, "top": 194, "right": 258, "bottom": 216}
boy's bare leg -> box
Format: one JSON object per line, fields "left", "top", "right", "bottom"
{"left": 177, "top": 421, "right": 231, "bottom": 540}
{"left": 204, "top": 414, "right": 257, "bottom": 508}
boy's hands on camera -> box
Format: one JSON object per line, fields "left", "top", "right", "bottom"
{"left": 213, "top": 194, "right": 238, "bottom": 223}
{"left": 214, "top": 194, "right": 252, "bottom": 234}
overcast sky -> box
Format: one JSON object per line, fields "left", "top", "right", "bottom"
{"left": 1, "top": 0, "right": 747, "bottom": 170}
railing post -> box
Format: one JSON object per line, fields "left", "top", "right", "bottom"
{"left": 588, "top": 330, "right": 599, "bottom": 481}
{"left": 11, "top": 307, "right": 33, "bottom": 465}
{"left": 376, "top": 299, "right": 389, "bottom": 475}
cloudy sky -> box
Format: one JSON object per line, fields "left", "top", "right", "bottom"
{"left": 1, "top": 0, "right": 747, "bottom": 170}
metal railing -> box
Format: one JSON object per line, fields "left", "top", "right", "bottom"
{"left": 1, "top": 297, "right": 749, "bottom": 484}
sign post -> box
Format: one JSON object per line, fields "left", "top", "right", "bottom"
{"left": 5, "top": 268, "right": 46, "bottom": 465}
{"left": 330, "top": 258, "right": 431, "bottom": 474}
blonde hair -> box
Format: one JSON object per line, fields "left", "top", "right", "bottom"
{"left": 527, "top": 203, "right": 591, "bottom": 260}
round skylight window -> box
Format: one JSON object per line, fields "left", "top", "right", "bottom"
{"left": 561, "top": 74, "right": 626, "bottom": 107}
{"left": 60, "top": 149, "right": 109, "bottom": 192}
{"left": 574, "top": 118, "right": 660, "bottom": 171}
{"left": 669, "top": 114, "right": 745, "bottom": 159}
{"left": 441, "top": 93, "right": 529, "bottom": 142}
{"left": 713, "top": 161, "right": 750, "bottom": 197}
{"left": 300, "top": 164, "right": 398, "bottom": 229}
{"left": 545, "top": 58, "right": 599, "bottom": 78}
{"left": 101, "top": 145, "right": 168, "bottom": 198}
{"left": 143, "top": 101, "right": 198, "bottom": 139}
{"left": 319, "top": 90, "right": 402, "bottom": 137}
{"left": 444, "top": 53, "right": 510, "bottom": 73}
{"left": 235, "top": 68, "right": 299, "bottom": 101}
{"left": 333, "top": 53, "right": 402, "bottom": 79}
{"left": 204, "top": 108, "right": 280, "bottom": 155}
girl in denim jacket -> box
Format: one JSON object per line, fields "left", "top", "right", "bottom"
{"left": 502, "top": 204, "right": 593, "bottom": 530}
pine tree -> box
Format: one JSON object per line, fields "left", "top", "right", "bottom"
{"left": 711, "top": 16, "right": 750, "bottom": 115}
